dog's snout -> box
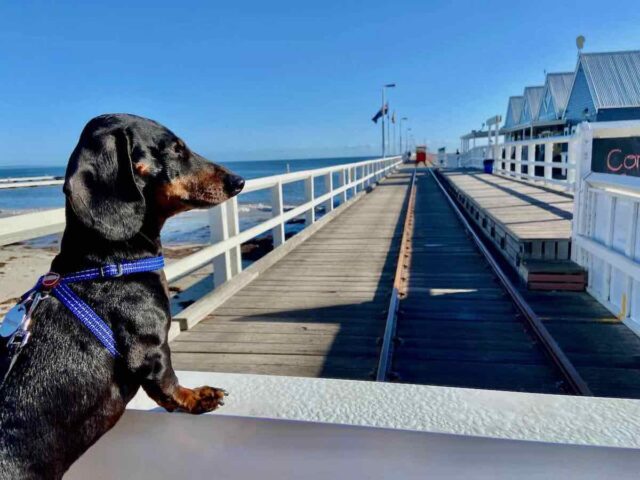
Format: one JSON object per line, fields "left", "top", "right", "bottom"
{"left": 224, "top": 174, "right": 245, "bottom": 196}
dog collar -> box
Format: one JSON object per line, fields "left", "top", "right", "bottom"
{"left": 6, "top": 256, "right": 165, "bottom": 358}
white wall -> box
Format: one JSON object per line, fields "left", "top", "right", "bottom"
{"left": 67, "top": 371, "right": 640, "bottom": 479}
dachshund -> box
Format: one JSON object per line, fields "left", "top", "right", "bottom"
{"left": 0, "top": 114, "right": 245, "bottom": 479}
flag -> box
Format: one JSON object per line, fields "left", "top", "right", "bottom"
{"left": 391, "top": 111, "right": 396, "bottom": 124}
{"left": 371, "top": 103, "right": 388, "bottom": 123}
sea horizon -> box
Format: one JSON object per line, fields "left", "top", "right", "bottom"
{"left": 0, "top": 153, "right": 380, "bottom": 172}
{"left": 0, "top": 155, "right": 377, "bottom": 245}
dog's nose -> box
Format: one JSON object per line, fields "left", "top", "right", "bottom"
{"left": 224, "top": 174, "right": 245, "bottom": 196}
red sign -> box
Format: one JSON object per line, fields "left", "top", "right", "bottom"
{"left": 592, "top": 137, "right": 640, "bottom": 177}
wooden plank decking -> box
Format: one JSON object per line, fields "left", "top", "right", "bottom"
{"left": 170, "top": 170, "right": 412, "bottom": 379}
{"left": 393, "top": 172, "right": 565, "bottom": 393}
{"left": 440, "top": 170, "right": 577, "bottom": 267}
{"left": 441, "top": 170, "right": 573, "bottom": 241}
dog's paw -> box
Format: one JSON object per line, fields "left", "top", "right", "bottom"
{"left": 187, "top": 386, "right": 228, "bottom": 414}
{"left": 156, "top": 385, "right": 228, "bottom": 414}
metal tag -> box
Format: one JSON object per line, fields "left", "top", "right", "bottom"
{"left": 0, "top": 302, "right": 26, "bottom": 338}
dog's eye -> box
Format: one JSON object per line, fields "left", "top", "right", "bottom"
{"left": 173, "top": 139, "right": 188, "bottom": 159}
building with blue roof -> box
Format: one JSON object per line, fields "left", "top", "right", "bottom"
{"left": 564, "top": 50, "right": 640, "bottom": 125}
{"left": 461, "top": 49, "right": 640, "bottom": 155}
{"left": 503, "top": 96, "right": 524, "bottom": 130}
{"left": 538, "top": 72, "right": 574, "bottom": 123}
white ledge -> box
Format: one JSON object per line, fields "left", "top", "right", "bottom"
{"left": 126, "top": 371, "right": 640, "bottom": 449}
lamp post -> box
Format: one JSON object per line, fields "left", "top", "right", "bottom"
{"left": 381, "top": 83, "right": 396, "bottom": 157}
{"left": 399, "top": 117, "right": 408, "bottom": 154}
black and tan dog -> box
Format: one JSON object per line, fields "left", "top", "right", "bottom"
{"left": 0, "top": 114, "right": 245, "bottom": 479}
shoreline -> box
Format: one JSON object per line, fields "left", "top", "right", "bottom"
{"left": 0, "top": 231, "right": 290, "bottom": 317}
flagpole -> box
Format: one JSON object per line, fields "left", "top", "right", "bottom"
{"left": 380, "top": 83, "right": 396, "bottom": 158}
{"left": 381, "top": 88, "right": 385, "bottom": 158}
{"left": 386, "top": 112, "right": 390, "bottom": 157}
{"left": 392, "top": 113, "right": 396, "bottom": 156}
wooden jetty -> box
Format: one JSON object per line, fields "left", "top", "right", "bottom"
{"left": 392, "top": 171, "right": 565, "bottom": 393}
{"left": 171, "top": 171, "right": 412, "bottom": 378}
{"left": 3, "top": 157, "right": 640, "bottom": 399}
{"left": 440, "top": 170, "right": 584, "bottom": 290}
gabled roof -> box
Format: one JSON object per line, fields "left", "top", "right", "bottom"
{"left": 504, "top": 96, "right": 524, "bottom": 129}
{"left": 578, "top": 50, "right": 640, "bottom": 109}
{"left": 519, "top": 86, "right": 545, "bottom": 124}
{"left": 544, "top": 72, "right": 574, "bottom": 118}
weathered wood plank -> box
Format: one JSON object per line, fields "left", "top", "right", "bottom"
{"left": 171, "top": 170, "right": 412, "bottom": 379}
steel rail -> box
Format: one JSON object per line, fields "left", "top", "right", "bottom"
{"left": 376, "top": 169, "right": 416, "bottom": 381}
{"left": 429, "top": 168, "right": 592, "bottom": 396}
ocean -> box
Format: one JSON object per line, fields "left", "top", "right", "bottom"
{"left": 0, "top": 156, "right": 373, "bottom": 245}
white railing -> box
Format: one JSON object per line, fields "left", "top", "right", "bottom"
{"left": 493, "top": 135, "right": 577, "bottom": 191}
{"left": 571, "top": 121, "right": 640, "bottom": 336}
{"left": 0, "top": 157, "right": 401, "bottom": 289}
{"left": 166, "top": 156, "right": 401, "bottom": 285}
{"left": 459, "top": 145, "right": 486, "bottom": 169}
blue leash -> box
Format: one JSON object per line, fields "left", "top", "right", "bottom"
{"left": 17, "top": 256, "right": 165, "bottom": 358}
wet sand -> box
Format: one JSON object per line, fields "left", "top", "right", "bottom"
{"left": 0, "top": 235, "right": 281, "bottom": 317}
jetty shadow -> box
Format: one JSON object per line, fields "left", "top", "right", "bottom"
{"left": 468, "top": 172, "right": 573, "bottom": 220}
{"left": 195, "top": 172, "right": 412, "bottom": 380}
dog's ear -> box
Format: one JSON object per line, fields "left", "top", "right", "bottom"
{"left": 63, "top": 126, "right": 146, "bottom": 241}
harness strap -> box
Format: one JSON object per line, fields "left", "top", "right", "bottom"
{"left": 52, "top": 284, "right": 120, "bottom": 357}
{"left": 62, "top": 256, "right": 166, "bottom": 283}
{"left": 1, "top": 255, "right": 165, "bottom": 386}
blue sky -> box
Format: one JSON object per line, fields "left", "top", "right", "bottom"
{"left": 1, "top": 0, "right": 639, "bottom": 166}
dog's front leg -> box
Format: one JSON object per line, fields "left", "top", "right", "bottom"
{"left": 138, "top": 344, "right": 227, "bottom": 414}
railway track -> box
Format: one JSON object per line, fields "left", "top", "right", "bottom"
{"left": 377, "top": 168, "right": 590, "bottom": 395}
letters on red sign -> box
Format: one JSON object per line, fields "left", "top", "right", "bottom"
{"left": 606, "top": 148, "right": 640, "bottom": 174}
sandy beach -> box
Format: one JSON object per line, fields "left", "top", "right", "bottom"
{"left": 0, "top": 232, "right": 285, "bottom": 318}
{"left": 0, "top": 241, "right": 214, "bottom": 317}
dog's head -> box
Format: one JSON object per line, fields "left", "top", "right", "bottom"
{"left": 63, "top": 114, "right": 244, "bottom": 241}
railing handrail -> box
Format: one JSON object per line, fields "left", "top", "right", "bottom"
{"left": 241, "top": 156, "right": 395, "bottom": 193}
{"left": 490, "top": 134, "right": 577, "bottom": 191}
{"left": 1, "top": 156, "right": 402, "bottom": 288}
{"left": 501, "top": 134, "right": 572, "bottom": 147}
{"left": 0, "top": 175, "right": 61, "bottom": 183}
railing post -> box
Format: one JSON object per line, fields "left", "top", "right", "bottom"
{"left": 209, "top": 202, "right": 231, "bottom": 288}
{"left": 304, "top": 175, "right": 315, "bottom": 225}
{"left": 324, "top": 172, "right": 333, "bottom": 213}
{"left": 340, "top": 169, "right": 348, "bottom": 204}
{"left": 544, "top": 142, "right": 553, "bottom": 183}
{"left": 504, "top": 145, "right": 511, "bottom": 172}
{"left": 271, "top": 181, "right": 285, "bottom": 247}
{"left": 567, "top": 138, "right": 577, "bottom": 187}
{"left": 227, "top": 197, "right": 242, "bottom": 277}
{"left": 515, "top": 145, "right": 523, "bottom": 179}
{"left": 352, "top": 167, "right": 358, "bottom": 194}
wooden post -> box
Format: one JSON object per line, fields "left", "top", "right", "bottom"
{"left": 340, "top": 169, "right": 348, "bottom": 204}
{"left": 515, "top": 145, "right": 523, "bottom": 179}
{"left": 227, "top": 197, "right": 242, "bottom": 277}
{"left": 209, "top": 203, "right": 231, "bottom": 288}
{"left": 324, "top": 172, "right": 333, "bottom": 213}
{"left": 304, "top": 176, "right": 315, "bottom": 225}
{"left": 505, "top": 145, "right": 512, "bottom": 172}
{"left": 544, "top": 142, "right": 553, "bottom": 183}
{"left": 352, "top": 167, "right": 358, "bottom": 194}
{"left": 567, "top": 138, "right": 577, "bottom": 187}
{"left": 271, "top": 181, "right": 285, "bottom": 247}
